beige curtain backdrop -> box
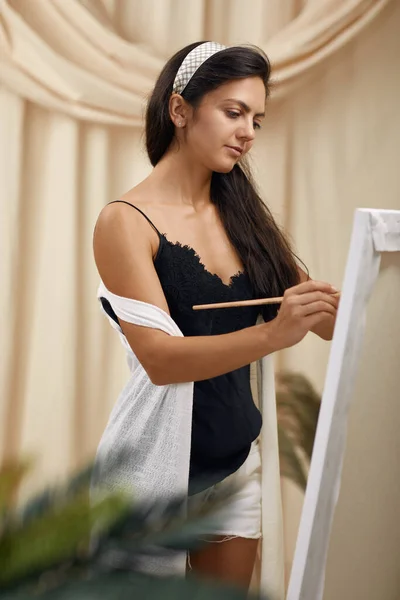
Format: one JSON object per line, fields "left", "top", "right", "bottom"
{"left": 1, "top": 0, "right": 399, "bottom": 593}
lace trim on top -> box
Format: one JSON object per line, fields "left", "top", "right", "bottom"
{"left": 156, "top": 232, "right": 246, "bottom": 290}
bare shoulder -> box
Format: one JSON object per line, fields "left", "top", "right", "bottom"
{"left": 95, "top": 180, "right": 164, "bottom": 240}
{"left": 93, "top": 188, "right": 169, "bottom": 313}
{"left": 95, "top": 184, "right": 155, "bottom": 233}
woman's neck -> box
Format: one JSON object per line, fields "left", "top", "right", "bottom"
{"left": 149, "top": 147, "right": 212, "bottom": 210}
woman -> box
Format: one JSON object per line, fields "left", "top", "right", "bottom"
{"left": 93, "top": 41, "right": 338, "bottom": 591}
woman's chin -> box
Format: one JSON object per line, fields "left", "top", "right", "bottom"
{"left": 212, "top": 159, "right": 237, "bottom": 174}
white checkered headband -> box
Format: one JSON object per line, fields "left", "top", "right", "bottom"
{"left": 172, "top": 42, "right": 227, "bottom": 96}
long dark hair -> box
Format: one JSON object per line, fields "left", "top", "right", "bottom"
{"left": 145, "top": 41, "right": 305, "bottom": 317}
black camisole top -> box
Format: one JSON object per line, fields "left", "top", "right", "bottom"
{"left": 100, "top": 200, "right": 277, "bottom": 494}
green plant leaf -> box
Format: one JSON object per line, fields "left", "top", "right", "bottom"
{"left": 276, "top": 371, "right": 321, "bottom": 464}
{"left": 278, "top": 425, "right": 307, "bottom": 491}
{"left": 20, "top": 464, "right": 96, "bottom": 527}
{"left": 0, "top": 459, "right": 32, "bottom": 515}
{"left": 0, "top": 457, "right": 241, "bottom": 590}
{"left": 0, "top": 492, "right": 129, "bottom": 587}
{"left": 1, "top": 571, "right": 264, "bottom": 600}
{"left": 93, "top": 479, "right": 241, "bottom": 560}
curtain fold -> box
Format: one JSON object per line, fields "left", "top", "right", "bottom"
{"left": 0, "top": 0, "right": 391, "bottom": 124}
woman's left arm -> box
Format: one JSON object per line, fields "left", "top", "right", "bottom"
{"left": 297, "top": 267, "right": 339, "bottom": 341}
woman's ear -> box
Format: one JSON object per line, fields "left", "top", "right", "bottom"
{"left": 169, "top": 93, "right": 190, "bottom": 128}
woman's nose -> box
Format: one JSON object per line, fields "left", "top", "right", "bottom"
{"left": 238, "top": 119, "right": 256, "bottom": 142}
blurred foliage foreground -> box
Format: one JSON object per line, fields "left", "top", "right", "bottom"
{"left": 0, "top": 371, "right": 320, "bottom": 599}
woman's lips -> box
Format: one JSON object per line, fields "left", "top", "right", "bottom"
{"left": 225, "top": 146, "right": 243, "bottom": 157}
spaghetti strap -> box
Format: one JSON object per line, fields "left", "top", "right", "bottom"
{"left": 108, "top": 200, "right": 162, "bottom": 238}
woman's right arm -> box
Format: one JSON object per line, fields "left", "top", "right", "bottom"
{"left": 94, "top": 203, "right": 338, "bottom": 386}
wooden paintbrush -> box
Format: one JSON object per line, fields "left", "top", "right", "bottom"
{"left": 192, "top": 292, "right": 340, "bottom": 311}
{"left": 193, "top": 296, "right": 283, "bottom": 310}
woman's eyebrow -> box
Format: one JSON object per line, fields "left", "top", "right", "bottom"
{"left": 224, "top": 98, "right": 265, "bottom": 118}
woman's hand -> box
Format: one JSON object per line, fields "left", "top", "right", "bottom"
{"left": 267, "top": 280, "right": 340, "bottom": 350}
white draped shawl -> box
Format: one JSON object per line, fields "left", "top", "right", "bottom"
{"left": 93, "top": 280, "right": 285, "bottom": 600}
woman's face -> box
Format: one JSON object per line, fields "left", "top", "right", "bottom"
{"left": 185, "top": 77, "right": 266, "bottom": 173}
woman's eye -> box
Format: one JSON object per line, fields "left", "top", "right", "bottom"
{"left": 226, "top": 111, "right": 261, "bottom": 131}
{"left": 226, "top": 111, "right": 240, "bottom": 119}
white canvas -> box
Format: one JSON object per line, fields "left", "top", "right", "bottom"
{"left": 287, "top": 209, "right": 400, "bottom": 600}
